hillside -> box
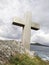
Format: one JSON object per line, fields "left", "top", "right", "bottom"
{"left": 0, "top": 40, "right": 35, "bottom": 65}
{"left": 5, "top": 52, "right": 49, "bottom": 65}
{"left": 0, "top": 40, "right": 49, "bottom": 65}
{"left": 31, "top": 43, "right": 49, "bottom": 47}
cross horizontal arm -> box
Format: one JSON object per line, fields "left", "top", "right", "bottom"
{"left": 31, "top": 22, "right": 40, "bottom": 30}
{"left": 12, "top": 17, "right": 40, "bottom": 30}
{"left": 12, "top": 17, "right": 25, "bottom": 27}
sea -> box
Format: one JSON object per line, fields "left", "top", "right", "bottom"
{"left": 30, "top": 45, "right": 49, "bottom": 61}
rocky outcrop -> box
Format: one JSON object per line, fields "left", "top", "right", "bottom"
{"left": 0, "top": 40, "right": 20, "bottom": 64}
{"left": 0, "top": 40, "right": 35, "bottom": 65}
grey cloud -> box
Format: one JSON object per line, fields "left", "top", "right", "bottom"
{"left": 0, "top": 0, "right": 49, "bottom": 45}
{"left": 31, "top": 35, "right": 49, "bottom": 45}
{"left": 0, "top": 18, "right": 22, "bottom": 39}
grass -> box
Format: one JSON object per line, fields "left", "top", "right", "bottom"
{"left": 5, "top": 52, "right": 49, "bottom": 65}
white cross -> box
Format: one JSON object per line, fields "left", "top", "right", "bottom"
{"left": 12, "top": 12, "right": 40, "bottom": 50}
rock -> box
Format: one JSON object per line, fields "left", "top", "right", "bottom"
{"left": 0, "top": 40, "right": 20, "bottom": 64}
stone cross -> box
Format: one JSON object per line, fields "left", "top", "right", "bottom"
{"left": 12, "top": 12, "right": 40, "bottom": 50}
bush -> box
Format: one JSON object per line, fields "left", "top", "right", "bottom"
{"left": 5, "top": 53, "right": 49, "bottom": 65}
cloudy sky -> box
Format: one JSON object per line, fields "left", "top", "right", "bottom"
{"left": 0, "top": 0, "right": 49, "bottom": 45}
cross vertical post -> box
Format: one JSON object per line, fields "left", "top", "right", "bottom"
{"left": 22, "top": 12, "right": 32, "bottom": 50}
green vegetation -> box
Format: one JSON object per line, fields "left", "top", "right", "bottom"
{"left": 5, "top": 52, "right": 49, "bottom": 65}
